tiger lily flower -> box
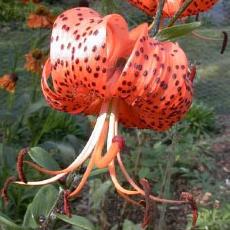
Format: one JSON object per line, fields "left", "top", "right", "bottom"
{"left": 14, "top": 7, "right": 194, "bottom": 206}
{"left": 127, "top": 0, "right": 219, "bottom": 17}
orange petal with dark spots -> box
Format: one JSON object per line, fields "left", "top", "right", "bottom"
{"left": 112, "top": 23, "right": 193, "bottom": 131}
{"left": 42, "top": 7, "right": 194, "bottom": 131}
{"left": 49, "top": 7, "right": 130, "bottom": 99}
{"left": 127, "top": 0, "right": 219, "bottom": 17}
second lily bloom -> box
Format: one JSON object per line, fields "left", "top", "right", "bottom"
{"left": 127, "top": 0, "right": 219, "bottom": 17}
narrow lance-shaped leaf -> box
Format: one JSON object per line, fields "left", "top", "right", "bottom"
{"left": 0, "top": 213, "right": 31, "bottom": 230}
{"left": 156, "top": 22, "right": 201, "bottom": 41}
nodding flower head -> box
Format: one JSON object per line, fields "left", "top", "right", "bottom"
{"left": 127, "top": 0, "right": 219, "bottom": 17}
{"left": 27, "top": 4, "right": 55, "bottom": 29}
{"left": 0, "top": 73, "right": 18, "bottom": 93}
{"left": 42, "top": 7, "right": 193, "bottom": 131}
{"left": 5, "top": 7, "right": 196, "bottom": 222}
{"left": 25, "top": 48, "right": 47, "bottom": 75}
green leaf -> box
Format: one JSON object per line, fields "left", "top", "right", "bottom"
{"left": 32, "top": 32, "right": 49, "bottom": 48}
{"left": 0, "top": 213, "right": 27, "bottom": 230}
{"left": 122, "top": 219, "right": 141, "bottom": 230}
{"left": 89, "top": 179, "right": 112, "bottom": 210}
{"left": 26, "top": 99, "right": 47, "bottom": 115}
{"left": 156, "top": 22, "right": 201, "bottom": 41}
{"left": 28, "top": 147, "right": 60, "bottom": 170}
{"left": 138, "top": 167, "right": 151, "bottom": 179}
{"left": 23, "top": 204, "right": 38, "bottom": 229}
{"left": 22, "top": 185, "right": 59, "bottom": 228}
{"left": 56, "top": 214, "right": 95, "bottom": 230}
{"left": 0, "top": 109, "right": 15, "bottom": 123}
{"left": 89, "top": 168, "right": 108, "bottom": 178}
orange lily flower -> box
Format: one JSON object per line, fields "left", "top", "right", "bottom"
{"left": 24, "top": 48, "right": 47, "bottom": 75}
{"left": 14, "top": 7, "right": 194, "bottom": 210}
{"left": 127, "top": 0, "right": 219, "bottom": 17}
{"left": 0, "top": 73, "right": 18, "bottom": 93}
{"left": 27, "top": 5, "right": 55, "bottom": 29}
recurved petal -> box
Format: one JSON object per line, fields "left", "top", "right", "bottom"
{"left": 49, "top": 7, "right": 130, "bottom": 100}
{"left": 112, "top": 23, "right": 160, "bottom": 105}
{"left": 127, "top": 0, "right": 219, "bottom": 17}
{"left": 113, "top": 24, "right": 193, "bottom": 131}
{"left": 180, "top": 0, "right": 219, "bottom": 16}
{"left": 111, "top": 23, "right": 145, "bottom": 100}
{"left": 127, "top": 0, "right": 158, "bottom": 15}
{"left": 41, "top": 59, "right": 102, "bottom": 115}
{"left": 135, "top": 41, "right": 193, "bottom": 131}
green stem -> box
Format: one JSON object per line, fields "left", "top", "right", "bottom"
{"left": 31, "top": 73, "right": 39, "bottom": 102}
{"left": 151, "top": 0, "right": 166, "bottom": 36}
{"left": 31, "top": 129, "right": 44, "bottom": 146}
{"left": 167, "top": 0, "right": 193, "bottom": 27}
{"left": 134, "top": 130, "right": 142, "bottom": 176}
{"left": 158, "top": 133, "right": 177, "bottom": 229}
{"left": 7, "top": 93, "right": 15, "bottom": 111}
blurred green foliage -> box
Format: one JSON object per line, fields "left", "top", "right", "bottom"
{"left": 0, "top": 0, "right": 28, "bottom": 22}
{"left": 183, "top": 102, "right": 216, "bottom": 137}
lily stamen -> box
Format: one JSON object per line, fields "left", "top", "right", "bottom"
{"left": 0, "top": 176, "right": 16, "bottom": 206}
{"left": 14, "top": 102, "right": 109, "bottom": 186}
{"left": 16, "top": 148, "right": 29, "bottom": 183}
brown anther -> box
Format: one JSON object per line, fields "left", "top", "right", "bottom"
{"left": 112, "top": 136, "right": 125, "bottom": 150}
{"left": 0, "top": 176, "right": 16, "bottom": 206}
{"left": 63, "top": 190, "right": 72, "bottom": 217}
{"left": 221, "top": 31, "right": 228, "bottom": 54}
{"left": 180, "top": 192, "right": 198, "bottom": 228}
{"left": 16, "top": 148, "right": 29, "bottom": 183}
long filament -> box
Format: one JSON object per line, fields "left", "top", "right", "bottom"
{"left": 108, "top": 99, "right": 139, "bottom": 195}
{"left": 113, "top": 104, "right": 186, "bottom": 204}
{"left": 14, "top": 102, "right": 109, "bottom": 186}
{"left": 68, "top": 121, "right": 109, "bottom": 198}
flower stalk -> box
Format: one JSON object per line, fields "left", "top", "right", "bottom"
{"left": 168, "top": 0, "right": 193, "bottom": 27}
{"left": 149, "top": 0, "right": 166, "bottom": 35}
